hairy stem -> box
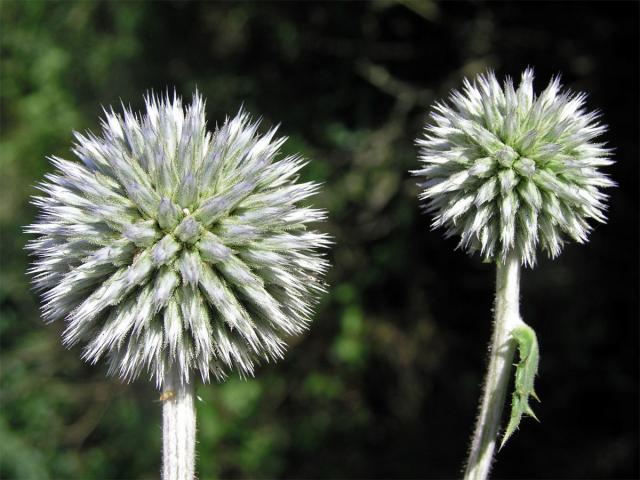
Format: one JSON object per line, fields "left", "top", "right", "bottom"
{"left": 464, "top": 253, "right": 523, "bottom": 480}
{"left": 162, "top": 368, "right": 196, "bottom": 480}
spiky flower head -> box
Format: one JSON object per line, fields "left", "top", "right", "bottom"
{"left": 414, "top": 69, "right": 614, "bottom": 266}
{"left": 28, "top": 92, "right": 330, "bottom": 386}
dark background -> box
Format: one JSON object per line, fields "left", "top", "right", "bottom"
{"left": 1, "top": 1, "right": 638, "bottom": 479}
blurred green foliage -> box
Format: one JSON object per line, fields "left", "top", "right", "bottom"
{"left": 1, "top": 1, "right": 637, "bottom": 479}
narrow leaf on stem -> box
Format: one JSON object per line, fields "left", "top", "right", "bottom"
{"left": 500, "top": 323, "right": 540, "bottom": 449}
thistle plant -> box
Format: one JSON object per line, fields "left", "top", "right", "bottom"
{"left": 27, "top": 92, "right": 329, "bottom": 479}
{"left": 413, "top": 69, "right": 613, "bottom": 479}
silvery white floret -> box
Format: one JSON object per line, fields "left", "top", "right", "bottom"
{"left": 414, "top": 68, "right": 614, "bottom": 266}
{"left": 27, "top": 91, "right": 330, "bottom": 388}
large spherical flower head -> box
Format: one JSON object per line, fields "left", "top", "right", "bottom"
{"left": 414, "top": 69, "right": 614, "bottom": 266}
{"left": 28, "top": 92, "right": 330, "bottom": 386}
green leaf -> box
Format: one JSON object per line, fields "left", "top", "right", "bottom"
{"left": 500, "top": 323, "right": 540, "bottom": 449}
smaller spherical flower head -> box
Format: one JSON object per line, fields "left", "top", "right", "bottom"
{"left": 27, "top": 91, "right": 330, "bottom": 386}
{"left": 414, "top": 69, "right": 615, "bottom": 266}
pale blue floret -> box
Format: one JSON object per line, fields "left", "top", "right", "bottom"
{"left": 414, "top": 69, "right": 615, "bottom": 266}
{"left": 28, "top": 91, "right": 329, "bottom": 386}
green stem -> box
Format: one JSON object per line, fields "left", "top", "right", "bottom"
{"left": 464, "top": 253, "right": 523, "bottom": 480}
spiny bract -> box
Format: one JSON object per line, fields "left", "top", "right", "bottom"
{"left": 27, "top": 92, "right": 330, "bottom": 386}
{"left": 414, "top": 69, "right": 614, "bottom": 266}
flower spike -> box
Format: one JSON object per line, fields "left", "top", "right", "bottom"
{"left": 27, "top": 91, "right": 330, "bottom": 480}
{"left": 413, "top": 69, "right": 614, "bottom": 480}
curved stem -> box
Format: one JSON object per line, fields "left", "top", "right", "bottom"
{"left": 464, "top": 253, "right": 523, "bottom": 480}
{"left": 162, "top": 368, "right": 196, "bottom": 480}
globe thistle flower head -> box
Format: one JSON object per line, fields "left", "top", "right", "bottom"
{"left": 27, "top": 91, "right": 330, "bottom": 387}
{"left": 414, "top": 69, "right": 614, "bottom": 266}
